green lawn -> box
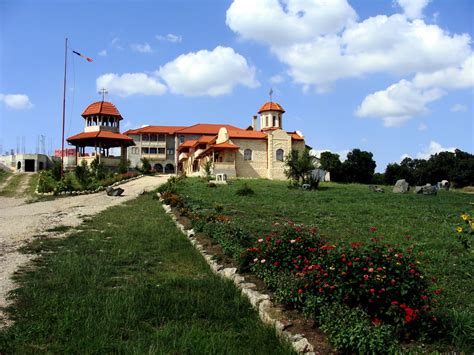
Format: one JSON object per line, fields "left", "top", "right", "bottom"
{"left": 0, "top": 170, "right": 11, "bottom": 184}
{"left": 175, "top": 178, "right": 474, "bottom": 350}
{"left": 0, "top": 193, "right": 294, "bottom": 354}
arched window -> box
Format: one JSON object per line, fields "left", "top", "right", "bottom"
{"left": 276, "top": 149, "right": 284, "bottom": 161}
{"left": 244, "top": 149, "right": 252, "bottom": 161}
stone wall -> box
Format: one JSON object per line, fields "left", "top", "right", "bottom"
{"left": 268, "top": 130, "right": 292, "bottom": 180}
{"left": 232, "top": 138, "right": 268, "bottom": 178}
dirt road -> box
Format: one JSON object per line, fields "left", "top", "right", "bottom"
{"left": 0, "top": 175, "right": 168, "bottom": 326}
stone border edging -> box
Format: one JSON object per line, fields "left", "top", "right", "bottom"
{"left": 159, "top": 197, "right": 316, "bottom": 354}
{"left": 34, "top": 174, "right": 145, "bottom": 196}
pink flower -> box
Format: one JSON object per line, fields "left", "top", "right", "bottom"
{"left": 290, "top": 239, "right": 296, "bottom": 244}
{"left": 260, "top": 259, "right": 266, "bottom": 264}
{"left": 368, "top": 268, "right": 374, "bottom": 273}
{"left": 257, "top": 239, "right": 263, "bottom": 243}
{"left": 370, "top": 288, "right": 375, "bottom": 294}
{"left": 363, "top": 274, "right": 369, "bottom": 281}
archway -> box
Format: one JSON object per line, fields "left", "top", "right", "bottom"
{"left": 164, "top": 163, "right": 175, "bottom": 174}
{"left": 17, "top": 161, "right": 22, "bottom": 170}
{"left": 154, "top": 163, "right": 163, "bottom": 173}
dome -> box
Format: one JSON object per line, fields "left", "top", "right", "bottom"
{"left": 258, "top": 101, "right": 285, "bottom": 114}
{"left": 81, "top": 101, "right": 122, "bottom": 119}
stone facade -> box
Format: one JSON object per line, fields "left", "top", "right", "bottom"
{"left": 125, "top": 101, "right": 308, "bottom": 179}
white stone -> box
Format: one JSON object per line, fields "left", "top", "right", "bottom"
{"left": 241, "top": 288, "right": 270, "bottom": 308}
{"left": 292, "top": 338, "right": 314, "bottom": 353}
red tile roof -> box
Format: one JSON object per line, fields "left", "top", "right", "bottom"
{"left": 67, "top": 131, "right": 135, "bottom": 147}
{"left": 82, "top": 101, "right": 123, "bottom": 118}
{"left": 258, "top": 101, "right": 285, "bottom": 113}
{"left": 124, "top": 125, "right": 186, "bottom": 135}
{"left": 228, "top": 129, "right": 267, "bottom": 139}
{"left": 175, "top": 124, "right": 240, "bottom": 135}
{"left": 177, "top": 140, "right": 199, "bottom": 151}
{"left": 288, "top": 132, "right": 304, "bottom": 141}
{"left": 212, "top": 142, "right": 240, "bottom": 150}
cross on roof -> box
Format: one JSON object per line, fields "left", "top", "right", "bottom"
{"left": 98, "top": 88, "right": 108, "bottom": 101}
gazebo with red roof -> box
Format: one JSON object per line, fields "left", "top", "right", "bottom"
{"left": 67, "top": 100, "right": 135, "bottom": 168}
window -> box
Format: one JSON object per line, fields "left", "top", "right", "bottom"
{"left": 266, "top": 116, "right": 269, "bottom": 127}
{"left": 141, "top": 148, "right": 149, "bottom": 154}
{"left": 179, "top": 135, "right": 185, "bottom": 144}
{"left": 273, "top": 116, "right": 276, "bottom": 126}
{"left": 276, "top": 148, "right": 284, "bottom": 161}
{"left": 142, "top": 134, "right": 149, "bottom": 142}
{"left": 131, "top": 147, "right": 139, "bottom": 154}
{"left": 244, "top": 149, "right": 252, "bottom": 161}
{"left": 149, "top": 148, "right": 157, "bottom": 154}
{"left": 158, "top": 148, "right": 165, "bottom": 154}
{"left": 150, "top": 135, "right": 157, "bottom": 142}
{"left": 158, "top": 134, "right": 165, "bottom": 142}
{"left": 167, "top": 148, "right": 174, "bottom": 155}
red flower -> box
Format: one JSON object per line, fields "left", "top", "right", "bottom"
{"left": 391, "top": 301, "right": 398, "bottom": 305}
{"left": 399, "top": 304, "right": 407, "bottom": 309}
{"left": 320, "top": 245, "right": 336, "bottom": 250}
{"left": 405, "top": 315, "right": 413, "bottom": 323}
{"left": 390, "top": 279, "right": 396, "bottom": 285}
{"left": 297, "top": 289, "right": 303, "bottom": 294}
{"left": 405, "top": 307, "right": 414, "bottom": 316}
{"left": 370, "top": 288, "right": 375, "bottom": 294}
{"left": 341, "top": 271, "right": 347, "bottom": 277}
{"left": 409, "top": 269, "right": 416, "bottom": 274}
{"left": 371, "top": 317, "right": 382, "bottom": 326}
{"left": 363, "top": 274, "right": 369, "bottom": 281}
{"left": 266, "top": 236, "right": 272, "bottom": 241}
{"left": 421, "top": 295, "right": 428, "bottom": 301}
{"left": 351, "top": 242, "right": 362, "bottom": 249}
{"left": 434, "top": 289, "right": 442, "bottom": 295}
{"left": 370, "top": 227, "right": 377, "bottom": 232}
{"left": 347, "top": 261, "right": 353, "bottom": 267}
{"left": 273, "top": 261, "right": 280, "bottom": 267}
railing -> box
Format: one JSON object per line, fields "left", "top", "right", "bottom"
{"left": 78, "top": 156, "right": 121, "bottom": 167}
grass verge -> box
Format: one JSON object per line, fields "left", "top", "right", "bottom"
{"left": 0, "top": 174, "right": 28, "bottom": 197}
{"left": 0, "top": 192, "right": 294, "bottom": 354}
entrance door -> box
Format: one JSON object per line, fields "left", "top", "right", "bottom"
{"left": 25, "top": 159, "right": 35, "bottom": 172}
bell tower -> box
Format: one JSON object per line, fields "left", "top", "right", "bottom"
{"left": 258, "top": 101, "right": 285, "bottom": 130}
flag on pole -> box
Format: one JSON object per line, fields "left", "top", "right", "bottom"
{"left": 72, "top": 50, "right": 93, "bottom": 62}
{"left": 269, "top": 88, "right": 273, "bottom": 96}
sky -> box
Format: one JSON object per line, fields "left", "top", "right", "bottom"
{"left": 0, "top": 0, "right": 473, "bottom": 172}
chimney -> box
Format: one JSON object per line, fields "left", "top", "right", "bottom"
{"left": 252, "top": 115, "right": 258, "bottom": 130}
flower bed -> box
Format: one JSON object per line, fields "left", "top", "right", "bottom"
{"left": 158, "top": 176, "right": 450, "bottom": 352}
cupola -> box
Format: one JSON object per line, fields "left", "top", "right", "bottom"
{"left": 82, "top": 101, "right": 122, "bottom": 133}
{"left": 258, "top": 101, "right": 285, "bottom": 130}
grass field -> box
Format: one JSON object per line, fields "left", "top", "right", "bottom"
{"left": 0, "top": 192, "right": 294, "bottom": 354}
{"left": 0, "top": 170, "right": 11, "bottom": 184}
{"left": 175, "top": 178, "right": 474, "bottom": 350}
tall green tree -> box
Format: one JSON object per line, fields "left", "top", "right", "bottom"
{"left": 284, "top": 149, "right": 317, "bottom": 186}
{"left": 340, "top": 149, "right": 377, "bottom": 184}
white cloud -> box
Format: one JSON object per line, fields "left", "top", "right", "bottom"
{"left": 227, "top": 1, "right": 471, "bottom": 91}
{"left": 450, "top": 103, "right": 467, "bottom": 112}
{"left": 0, "top": 94, "right": 33, "bottom": 109}
{"left": 156, "top": 33, "right": 182, "bottom": 43}
{"left": 416, "top": 140, "right": 456, "bottom": 159}
{"left": 131, "top": 43, "right": 153, "bottom": 53}
{"left": 96, "top": 73, "right": 167, "bottom": 97}
{"left": 356, "top": 79, "right": 444, "bottom": 127}
{"left": 357, "top": 54, "right": 473, "bottom": 126}
{"left": 98, "top": 49, "right": 107, "bottom": 56}
{"left": 413, "top": 55, "right": 474, "bottom": 90}
{"left": 270, "top": 74, "right": 285, "bottom": 84}
{"left": 157, "top": 46, "right": 259, "bottom": 96}
{"left": 396, "top": 0, "right": 430, "bottom": 20}
{"left": 226, "top": 0, "right": 357, "bottom": 47}
{"left": 110, "top": 37, "right": 123, "bottom": 50}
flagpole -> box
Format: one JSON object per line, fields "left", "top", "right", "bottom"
{"left": 61, "top": 37, "right": 68, "bottom": 177}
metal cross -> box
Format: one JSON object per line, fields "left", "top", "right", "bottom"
{"left": 98, "top": 88, "right": 108, "bottom": 101}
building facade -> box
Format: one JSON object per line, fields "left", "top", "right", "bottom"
{"left": 125, "top": 101, "right": 308, "bottom": 179}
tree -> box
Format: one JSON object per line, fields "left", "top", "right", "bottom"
{"left": 318, "top": 151, "right": 342, "bottom": 182}
{"left": 284, "top": 149, "right": 317, "bottom": 187}
{"left": 341, "top": 149, "right": 376, "bottom": 184}
{"left": 140, "top": 157, "right": 151, "bottom": 174}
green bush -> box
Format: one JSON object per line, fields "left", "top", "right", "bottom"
{"left": 37, "top": 171, "right": 57, "bottom": 193}
{"left": 246, "top": 223, "right": 440, "bottom": 341}
{"left": 118, "top": 159, "right": 130, "bottom": 174}
{"left": 236, "top": 183, "right": 255, "bottom": 196}
{"left": 317, "top": 303, "right": 399, "bottom": 354}
{"left": 140, "top": 157, "right": 152, "bottom": 174}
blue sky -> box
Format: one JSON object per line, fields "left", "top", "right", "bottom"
{"left": 1, "top": 0, "right": 472, "bottom": 172}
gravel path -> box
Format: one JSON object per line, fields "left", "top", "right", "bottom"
{"left": 0, "top": 175, "right": 168, "bottom": 327}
